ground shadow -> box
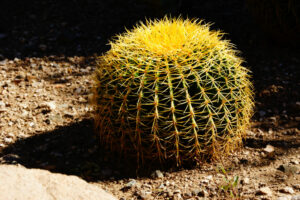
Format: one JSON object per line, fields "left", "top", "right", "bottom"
{"left": 0, "top": 118, "right": 186, "bottom": 182}
{"left": 0, "top": 119, "right": 137, "bottom": 181}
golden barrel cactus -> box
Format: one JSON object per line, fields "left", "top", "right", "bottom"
{"left": 93, "top": 18, "right": 254, "bottom": 165}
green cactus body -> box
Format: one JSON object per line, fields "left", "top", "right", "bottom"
{"left": 93, "top": 18, "right": 254, "bottom": 165}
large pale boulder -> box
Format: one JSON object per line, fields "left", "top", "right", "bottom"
{"left": 0, "top": 164, "right": 117, "bottom": 200}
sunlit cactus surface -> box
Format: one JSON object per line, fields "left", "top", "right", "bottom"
{"left": 93, "top": 17, "right": 254, "bottom": 165}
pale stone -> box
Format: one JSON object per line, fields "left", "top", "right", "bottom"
{"left": 264, "top": 144, "right": 275, "bottom": 153}
{"left": 257, "top": 187, "right": 272, "bottom": 196}
{"left": 0, "top": 164, "right": 117, "bottom": 200}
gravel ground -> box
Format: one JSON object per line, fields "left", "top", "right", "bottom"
{"left": 0, "top": 0, "right": 299, "bottom": 199}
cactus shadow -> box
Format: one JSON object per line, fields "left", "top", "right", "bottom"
{"left": 0, "top": 118, "right": 181, "bottom": 181}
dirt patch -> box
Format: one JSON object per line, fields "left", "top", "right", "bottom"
{"left": 0, "top": 0, "right": 299, "bottom": 199}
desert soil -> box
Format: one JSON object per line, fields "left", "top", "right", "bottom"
{"left": 0, "top": 0, "right": 299, "bottom": 199}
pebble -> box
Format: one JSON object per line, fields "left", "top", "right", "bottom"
{"left": 2, "top": 154, "right": 20, "bottom": 162}
{"left": 4, "top": 138, "right": 13, "bottom": 143}
{"left": 138, "top": 190, "right": 152, "bottom": 200}
{"left": 124, "top": 179, "right": 137, "bottom": 188}
{"left": 277, "top": 196, "right": 292, "bottom": 200}
{"left": 167, "top": 191, "right": 173, "bottom": 197}
{"left": 151, "top": 170, "right": 164, "bottom": 179}
{"left": 290, "top": 160, "right": 299, "bottom": 165}
{"left": 173, "top": 193, "right": 182, "bottom": 200}
{"left": 292, "top": 195, "right": 300, "bottom": 200}
{"left": 49, "top": 114, "right": 62, "bottom": 123}
{"left": 257, "top": 187, "right": 272, "bottom": 196}
{"left": 241, "top": 177, "right": 250, "bottom": 185}
{"left": 157, "top": 183, "right": 165, "bottom": 190}
{"left": 191, "top": 188, "right": 207, "bottom": 197}
{"left": 78, "top": 97, "right": 87, "bottom": 103}
{"left": 280, "top": 187, "right": 295, "bottom": 194}
{"left": 263, "top": 144, "right": 275, "bottom": 153}
{"left": 278, "top": 165, "right": 299, "bottom": 175}
{"left": 7, "top": 132, "right": 14, "bottom": 138}
{"left": 173, "top": 189, "right": 181, "bottom": 194}
{"left": 46, "top": 101, "right": 56, "bottom": 110}
{"left": 75, "top": 87, "right": 82, "bottom": 94}
{"left": 0, "top": 101, "right": 5, "bottom": 108}
{"left": 293, "top": 184, "right": 300, "bottom": 190}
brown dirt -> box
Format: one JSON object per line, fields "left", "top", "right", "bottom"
{"left": 0, "top": 0, "right": 299, "bottom": 199}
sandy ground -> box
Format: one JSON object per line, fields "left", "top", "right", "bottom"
{"left": 0, "top": 0, "right": 299, "bottom": 199}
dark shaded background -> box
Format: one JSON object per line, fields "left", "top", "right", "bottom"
{"left": 0, "top": 0, "right": 261, "bottom": 59}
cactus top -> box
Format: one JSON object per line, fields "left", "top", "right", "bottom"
{"left": 109, "top": 18, "right": 235, "bottom": 57}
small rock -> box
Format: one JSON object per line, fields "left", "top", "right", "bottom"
{"left": 167, "top": 191, "right": 173, "bottom": 197}
{"left": 138, "top": 190, "right": 152, "bottom": 200}
{"left": 263, "top": 144, "right": 275, "bottom": 153}
{"left": 29, "top": 122, "right": 35, "bottom": 127}
{"left": 2, "top": 154, "right": 20, "bottom": 162}
{"left": 293, "top": 184, "right": 300, "bottom": 190}
{"left": 280, "top": 187, "right": 295, "bottom": 194}
{"left": 0, "top": 101, "right": 5, "bottom": 108}
{"left": 257, "top": 187, "right": 272, "bottom": 196}
{"left": 0, "top": 108, "right": 7, "bottom": 113}
{"left": 277, "top": 196, "right": 291, "bottom": 200}
{"left": 75, "top": 87, "right": 82, "bottom": 94}
{"left": 124, "top": 179, "right": 136, "bottom": 189}
{"left": 151, "top": 170, "right": 164, "bottom": 179}
{"left": 0, "top": 143, "right": 5, "bottom": 148}
{"left": 290, "top": 160, "right": 299, "bottom": 165}
{"left": 59, "top": 104, "right": 69, "bottom": 109}
{"left": 191, "top": 188, "right": 207, "bottom": 197}
{"left": 173, "top": 193, "right": 182, "bottom": 200}
{"left": 200, "top": 179, "right": 209, "bottom": 184}
{"left": 278, "top": 165, "right": 299, "bottom": 175}
{"left": 49, "top": 114, "right": 62, "bottom": 123}
{"left": 4, "top": 138, "right": 13, "bottom": 143}
{"left": 241, "top": 177, "right": 250, "bottom": 185}
{"left": 173, "top": 189, "right": 181, "bottom": 194}
{"left": 30, "top": 63, "right": 37, "bottom": 68}
{"left": 292, "top": 195, "right": 300, "bottom": 200}
{"left": 157, "top": 183, "right": 165, "bottom": 190}
{"left": 63, "top": 112, "right": 74, "bottom": 119}
{"left": 46, "top": 101, "right": 56, "bottom": 110}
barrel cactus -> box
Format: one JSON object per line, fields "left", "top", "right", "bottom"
{"left": 93, "top": 17, "right": 254, "bottom": 165}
